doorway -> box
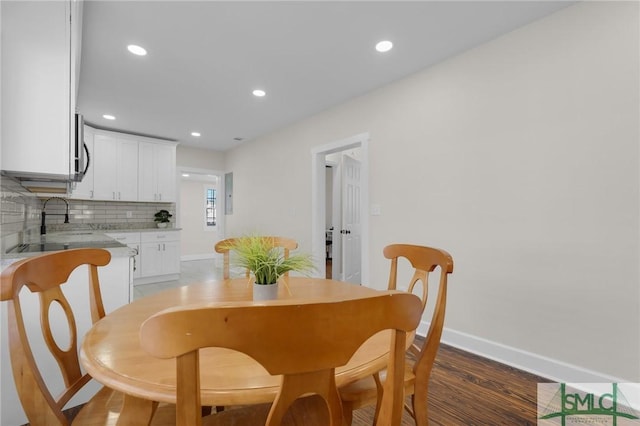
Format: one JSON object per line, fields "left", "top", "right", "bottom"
{"left": 311, "top": 133, "right": 369, "bottom": 285}
{"left": 176, "top": 167, "right": 225, "bottom": 261}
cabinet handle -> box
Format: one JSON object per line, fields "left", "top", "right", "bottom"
{"left": 157, "top": 244, "right": 161, "bottom": 251}
{"left": 163, "top": 243, "right": 166, "bottom": 251}
{"left": 159, "top": 193, "right": 162, "bottom": 201}
{"left": 90, "top": 190, "right": 94, "bottom": 199}
{"left": 112, "top": 191, "right": 115, "bottom": 200}
{"left": 118, "top": 192, "right": 121, "bottom": 200}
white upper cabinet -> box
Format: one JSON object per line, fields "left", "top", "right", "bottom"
{"left": 92, "top": 134, "right": 139, "bottom": 201}
{"left": 138, "top": 142, "right": 177, "bottom": 202}
{"left": 69, "top": 127, "right": 177, "bottom": 202}
{"left": 1, "top": 1, "right": 78, "bottom": 178}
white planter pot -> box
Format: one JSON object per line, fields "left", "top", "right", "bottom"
{"left": 157, "top": 222, "right": 168, "bottom": 228}
{"left": 253, "top": 283, "right": 278, "bottom": 301}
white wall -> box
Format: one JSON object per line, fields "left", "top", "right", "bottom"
{"left": 224, "top": 2, "right": 639, "bottom": 382}
{"left": 177, "top": 145, "right": 226, "bottom": 170}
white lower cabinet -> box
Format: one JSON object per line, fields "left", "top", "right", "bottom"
{"left": 105, "top": 232, "right": 141, "bottom": 280}
{"left": 139, "top": 231, "right": 180, "bottom": 281}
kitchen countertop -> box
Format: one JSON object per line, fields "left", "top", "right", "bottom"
{"left": 104, "top": 228, "right": 182, "bottom": 233}
{"left": 2, "top": 232, "right": 130, "bottom": 264}
{"left": 1, "top": 228, "right": 182, "bottom": 269}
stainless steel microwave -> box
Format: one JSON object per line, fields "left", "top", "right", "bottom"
{"left": 72, "top": 113, "right": 88, "bottom": 182}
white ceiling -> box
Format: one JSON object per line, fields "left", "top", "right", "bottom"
{"left": 77, "top": 1, "right": 571, "bottom": 152}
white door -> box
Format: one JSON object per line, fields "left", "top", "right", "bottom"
{"left": 341, "top": 154, "right": 362, "bottom": 284}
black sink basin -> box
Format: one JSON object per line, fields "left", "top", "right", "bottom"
{"left": 7, "top": 240, "right": 126, "bottom": 254}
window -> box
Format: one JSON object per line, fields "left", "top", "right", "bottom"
{"left": 206, "top": 188, "right": 216, "bottom": 227}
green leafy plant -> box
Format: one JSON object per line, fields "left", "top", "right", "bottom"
{"left": 154, "top": 209, "right": 173, "bottom": 223}
{"left": 222, "top": 235, "right": 315, "bottom": 285}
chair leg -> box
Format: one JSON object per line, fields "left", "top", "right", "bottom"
{"left": 411, "top": 390, "right": 429, "bottom": 426}
{"left": 372, "top": 372, "right": 384, "bottom": 424}
{"left": 342, "top": 401, "right": 354, "bottom": 425}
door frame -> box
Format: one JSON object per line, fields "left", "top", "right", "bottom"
{"left": 311, "top": 133, "right": 370, "bottom": 286}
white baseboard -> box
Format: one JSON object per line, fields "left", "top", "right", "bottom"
{"left": 416, "top": 322, "right": 631, "bottom": 384}
{"left": 181, "top": 253, "right": 216, "bottom": 261}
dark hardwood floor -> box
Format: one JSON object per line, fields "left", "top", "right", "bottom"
{"left": 352, "top": 342, "right": 551, "bottom": 425}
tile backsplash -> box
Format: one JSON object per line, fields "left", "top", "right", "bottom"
{"left": 0, "top": 175, "right": 41, "bottom": 251}
{"left": 1, "top": 175, "right": 176, "bottom": 253}
{"left": 41, "top": 199, "right": 174, "bottom": 229}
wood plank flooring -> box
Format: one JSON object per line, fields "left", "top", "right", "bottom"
{"left": 352, "top": 342, "right": 551, "bottom": 425}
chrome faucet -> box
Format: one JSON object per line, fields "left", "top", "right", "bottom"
{"left": 40, "top": 197, "right": 70, "bottom": 235}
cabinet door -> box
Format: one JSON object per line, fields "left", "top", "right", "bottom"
{"left": 161, "top": 240, "right": 180, "bottom": 274}
{"left": 117, "top": 139, "right": 139, "bottom": 201}
{"left": 155, "top": 144, "right": 176, "bottom": 202}
{"left": 140, "top": 241, "right": 163, "bottom": 277}
{"left": 92, "top": 134, "right": 118, "bottom": 200}
{"left": 69, "top": 125, "right": 95, "bottom": 199}
{"left": 1, "top": 1, "right": 71, "bottom": 178}
{"left": 138, "top": 142, "right": 176, "bottom": 202}
{"left": 138, "top": 142, "right": 156, "bottom": 202}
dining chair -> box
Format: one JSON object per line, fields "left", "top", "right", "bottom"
{"left": 0, "top": 248, "right": 175, "bottom": 425}
{"left": 340, "top": 244, "right": 454, "bottom": 426}
{"left": 214, "top": 236, "right": 298, "bottom": 279}
{"left": 139, "top": 291, "right": 423, "bottom": 426}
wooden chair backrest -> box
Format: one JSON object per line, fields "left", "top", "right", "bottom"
{"left": 140, "top": 291, "right": 423, "bottom": 426}
{"left": 383, "top": 244, "right": 453, "bottom": 387}
{"left": 214, "top": 236, "right": 298, "bottom": 279}
{"left": 0, "top": 248, "right": 111, "bottom": 425}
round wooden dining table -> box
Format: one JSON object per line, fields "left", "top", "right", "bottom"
{"left": 80, "top": 277, "right": 394, "bottom": 423}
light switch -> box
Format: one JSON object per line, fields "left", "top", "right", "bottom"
{"left": 370, "top": 204, "right": 381, "bottom": 216}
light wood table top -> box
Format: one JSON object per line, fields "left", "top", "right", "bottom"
{"left": 80, "top": 277, "right": 393, "bottom": 411}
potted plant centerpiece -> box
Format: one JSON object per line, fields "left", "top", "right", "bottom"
{"left": 223, "top": 235, "right": 315, "bottom": 300}
{"left": 154, "top": 209, "right": 172, "bottom": 228}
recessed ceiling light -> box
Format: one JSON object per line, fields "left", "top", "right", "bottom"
{"left": 182, "top": 173, "right": 190, "bottom": 177}
{"left": 191, "top": 132, "right": 201, "bottom": 137}
{"left": 375, "top": 40, "right": 393, "bottom": 53}
{"left": 103, "top": 114, "right": 116, "bottom": 120}
{"left": 127, "top": 44, "right": 147, "bottom": 56}
{"left": 252, "top": 89, "right": 266, "bottom": 97}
